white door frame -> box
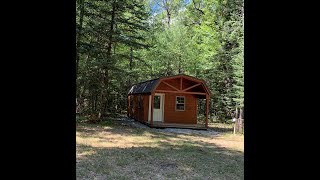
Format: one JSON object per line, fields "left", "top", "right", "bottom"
{"left": 148, "top": 93, "right": 165, "bottom": 122}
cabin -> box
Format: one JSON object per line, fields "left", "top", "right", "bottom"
{"left": 127, "top": 74, "right": 211, "bottom": 129}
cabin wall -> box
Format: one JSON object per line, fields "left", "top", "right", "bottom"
{"left": 127, "top": 95, "right": 135, "bottom": 119}
{"left": 143, "top": 95, "right": 149, "bottom": 122}
{"left": 156, "top": 78, "right": 205, "bottom": 93}
{"left": 163, "top": 93, "right": 198, "bottom": 124}
{"left": 128, "top": 75, "right": 210, "bottom": 126}
{"left": 130, "top": 93, "right": 198, "bottom": 124}
{"left": 128, "top": 94, "right": 149, "bottom": 122}
{"left": 157, "top": 79, "right": 180, "bottom": 90}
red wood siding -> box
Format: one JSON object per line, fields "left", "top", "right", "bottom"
{"left": 160, "top": 78, "right": 194, "bottom": 91}
{"left": 128, "top": 75, "right": 210, "bottom": 126}
{"left": 128, "top": 94, "right": 149, "bottom": 122}
{"left": 185, "top": 84, "right": 206, "bottom": 93}
{"left": 164, "top": 79, "right": 181, "bottom": 89}
{"left": 143, "top": 95, "right": 149, "bottom": 122}
{"left": 157, "top": 82, "right": 176, "bottom": 91}
{"left": 163, "top": 93, "right": 197, "bottom": 124}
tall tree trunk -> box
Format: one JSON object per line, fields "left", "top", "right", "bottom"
{"left": 178, "top": 55, "right": 182, "bottom": 74}
{"left": 107, "top": 2, "right": 116, "bottom": 58}
{"left": 91, "top": 94, "right": 94, "bottom": 113}
{"left": 234, "top": 107, "right": 243, "bottom": 134}
{"left": 192, "top": 0, "right": 205, "bottom": 15}
{"left": 130, "top": 47, "right": 133, "bottom": 69}
{"left": 129, "top": 46, "right": 133, "bottom": 86}
{"left": 166, "top": 10, "right": 171, "bottom": 27}
{"left": 76, "top": 0, "right": 85, "bottom": 79}
{"left": 98, "top": 94, "right": 103, "bottom": 119}
{"left": 76, "top": 98, "right": 79, "bottom": 114}
{"left": 99, "top": 1, "right": 116, "bottom": 118}
{"left": 94, "top": 94, "right": 98, "bottom": 111}
{"left": 162, "top": 0, "right": 171, "bottom": 27}
{"left": 234, "top": 107, "right": 239, "bottom": 132}
{"left": 166, "top": 61, "right": 171, "bottom": 76}
{"left": 235, "top": 107, "right": 239, "bottom": 119}
{"left": 103, "top": 101, "right": 108, "bottom": 115}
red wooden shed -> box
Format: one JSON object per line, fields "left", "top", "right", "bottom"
{"left": 127, "top": 74, "right": 211, "bottom": 129}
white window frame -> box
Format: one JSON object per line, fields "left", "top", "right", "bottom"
{"left": 175, "top": 96, "right": 185, "bottom": 111}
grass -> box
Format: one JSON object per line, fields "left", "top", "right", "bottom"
{"left": 76, "top": 120, "right": 244, "bottom": 180}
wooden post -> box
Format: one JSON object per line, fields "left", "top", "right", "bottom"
{"left": 205, "top": 94, "right": 209, "bottom": 128}
{"left": 180, "top": 78, "right": 183, "bottom": 90}
{"left": 137, "top": 95, "right": 140, "bottom": 122}
{"left": 150, "top": 93, "right": 154, "bottom": 126}
{"left": 234, "top": 107, "right": 238, "bottom": 134}
{"left": 239, "top": 108, "right": 243, "bottom": 134}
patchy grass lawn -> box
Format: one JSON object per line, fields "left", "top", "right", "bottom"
{"left": 76, "top": 120, "right": 244, "bottom": 180}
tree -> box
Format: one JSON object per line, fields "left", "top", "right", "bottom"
{"left": 76, "top": 0, "right": 244, "bottom": 124}
{"left": 76, "top": 0, "right": 149, "bottom": 118}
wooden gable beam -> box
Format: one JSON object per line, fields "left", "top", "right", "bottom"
{"left": 162, "top": 81, "right": 180, "bottom": 91}
{"left": 151, "top": 75, "right": 211, "bottom": 95}
{"left": 180, "top": 76, "right": 202, "bottom": 84}
{"left": 201, "top": 83, "right": 211, "bottom": 96}
{"left": 182, "top": 83, "right": 201, "bottom": 92}
{"left": 155, "top": 90, "right": 206, "bottom": 95}
{"left": 159, "top": 75, "right": 203, "bottom": 84}
{"left": 159, "top": 75, "right": 183, "bottom": 81}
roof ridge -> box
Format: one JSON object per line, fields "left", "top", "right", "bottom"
{"left": 130, "top": 77, "right": 160, "bottom": 86}
{"left": 128, "top": 74, "right": 211, "bottom": 95}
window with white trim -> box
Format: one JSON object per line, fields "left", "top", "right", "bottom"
{"left": 176, "top": 96, "right": 185, "bottom": 111}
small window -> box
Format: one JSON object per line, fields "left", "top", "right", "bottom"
{"left": 176, "top": 96, "right": 185, "bottom": 111}
{"left": 154, "top": 95, "right": 161, "bottom": 109}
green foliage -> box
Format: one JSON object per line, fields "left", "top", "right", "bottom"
{"left": 76, "top": 115, "right": 87, "bottom": 123}
{"left": 77, "top": 0, "right": 150, "bottom": 116}
{"left": 76, "top": 0, "right": 244, "bottom": 122}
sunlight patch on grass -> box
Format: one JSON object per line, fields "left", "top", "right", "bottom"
{"left": 103, "top": 126, "right": 113, "bottom": 130}
{"left": 76, "top": 121, "right": 244, "bottom": 180}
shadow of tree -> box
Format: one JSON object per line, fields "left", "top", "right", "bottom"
{"left": 77, "top": 121, "right": 224, "bottom": 140}
{"left": 77, "top": 122, "right": 244, "bottom": 180}
{"left": 77, "top": 146, "right": 243, "bottom": 180}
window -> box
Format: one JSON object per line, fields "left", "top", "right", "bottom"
{"left": 154, "top": 95, "right": 161, "bottom": 109}
{"left": 176, "top": 96, "right": 185, "bottom": 111}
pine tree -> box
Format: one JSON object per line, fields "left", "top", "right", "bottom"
{"left": 76, "top": 0, "right": 244, "bottom": 124}
{"left": 76, "top": 0, "right": 149, "bottom": 118}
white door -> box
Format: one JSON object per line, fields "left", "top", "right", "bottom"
{"left": 153, "top": 94, "right": 164, "bottom": 122}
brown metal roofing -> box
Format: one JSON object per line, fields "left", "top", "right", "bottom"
{"left": 128, "top": 78, "right": 160, "bottom": 95}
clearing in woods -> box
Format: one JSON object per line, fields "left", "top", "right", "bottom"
{"left": 76, "top": 119, "right": 244, "bottom": 180}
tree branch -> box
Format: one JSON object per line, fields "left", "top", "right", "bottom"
{"left": 192, "top": 0, "right": 205, "bottom": 15}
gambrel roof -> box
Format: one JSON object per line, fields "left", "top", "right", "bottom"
{"left": 128, "top": 78, "right": 160, "bottom": 95}
{"left": 128, "top": 74, "right": 211, "bottom": 95}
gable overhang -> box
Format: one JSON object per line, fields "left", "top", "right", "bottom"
{"left": 151, "top": 74, "right": 211, "bottom": 96}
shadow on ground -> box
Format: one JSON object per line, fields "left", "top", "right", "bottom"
{"left": 76, "top": 121, "right": 244, "bottom": 180}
